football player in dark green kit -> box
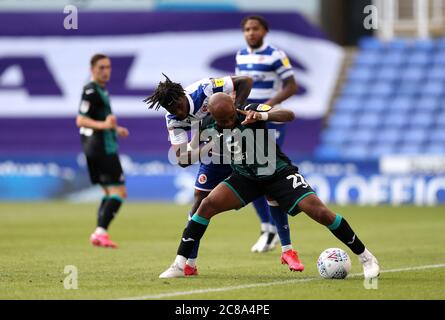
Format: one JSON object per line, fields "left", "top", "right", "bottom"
{"left": 76, "top": 54, "right": 129, "bottom": 248}
{"left": 160, "top": 92, "right": 379, "bottom": 279}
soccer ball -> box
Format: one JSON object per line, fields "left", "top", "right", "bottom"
{"left": 317, "top": 248, "right": 351, "bottom": 279}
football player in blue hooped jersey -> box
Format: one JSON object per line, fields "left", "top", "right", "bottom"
{"left": 236, "top": 15, "right": 299, "bottom": 254}
{"left": 144, "top": 73, "right": 252, "bottom": 276}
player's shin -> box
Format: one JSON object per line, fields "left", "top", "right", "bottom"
{"left": 98, "top": 195, "right": 123, "bottom": 230}
{"left": 269, "top": 205, "right": 291, "bottom": 250}
{"left": 327, "top": 214, "right": 365, "bottom": 255}
{"left": 177, "top": 215, "right": 209, "bottom": 262}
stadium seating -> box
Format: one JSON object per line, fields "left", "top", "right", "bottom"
{"left": 317, "top": 38, "right": 445, "bottom": 160}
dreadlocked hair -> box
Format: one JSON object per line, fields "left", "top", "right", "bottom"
{"left": 143, "top": 73, "right": 185, "bottom": 111}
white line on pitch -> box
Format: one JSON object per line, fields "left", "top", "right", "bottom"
{"left": 118, "top": 263, "right": 445, "bottom": 300}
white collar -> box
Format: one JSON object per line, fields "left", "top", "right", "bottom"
{"left": 248, "top": 43, "right": 269, "bottom": 54}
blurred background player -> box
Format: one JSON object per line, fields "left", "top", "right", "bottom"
{"left": 76, "top": 54, "right": 129, "bottom": 248}
{"left": 236, "top": 15, "right": 298, "bottom": 253}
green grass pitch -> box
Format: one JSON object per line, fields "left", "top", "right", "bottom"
{"left": 0, "top": 202, "right": 444, "bottom": 300}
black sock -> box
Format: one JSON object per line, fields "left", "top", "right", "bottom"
{"left": 328, "top": 214, "right": 365, "bottom": 255}
{"left": 96, "top": 196, "right": 108, "bottom": 226}
{"left": 177, "top": 217, "right": 209, "bottom": 258}
{"left": 98, "top": 196, "right": 123, "bottom": 230}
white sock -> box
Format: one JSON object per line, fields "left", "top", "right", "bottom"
{"left": 94, "top": 227, "right": 107, "bottom": 235}
{"left": 186, "top": 258, "right": 197, "bottom": 267}
{"left": 260, "top": 223, "right": 269, "bottom": 233}
{"left": 270, "top": 225, "right": 277, "bottom": 234}
{"left": 281, "top": 245, "right": 293, "bottom": 253}
{"left": 174, "top": 255, "right": 187, "bottom": 268}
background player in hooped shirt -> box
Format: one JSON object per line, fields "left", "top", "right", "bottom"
{"left": 236, "top": 15, "right": 299, "bottom": 253}
{"left": 144, "top": 74, "right": 252, "bottom": 275}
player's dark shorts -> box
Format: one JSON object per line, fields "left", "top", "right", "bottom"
{"left": 223, "top": 165, "right": 315, "bottom": 216}
{"left": 86, "top": 153, "right": 125, "bottom": 186}
{"left": 194, "top": 163, "right": 233, "bottom": 191}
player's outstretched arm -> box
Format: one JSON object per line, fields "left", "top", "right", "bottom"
{"left": 238, "top": 108, "right": 295, "bottom": 125}
{"left": 231, "top": 75, "right": 253, "bottom": 108}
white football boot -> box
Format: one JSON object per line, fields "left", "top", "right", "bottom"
{"left": 359, "top": 249, "right": 380, "bottom": 279}
{"left": 251, "top": 232, "right": 269, "bottom": 253}
{"left": 159, "top": 263, "right": 185, "bottom": 279}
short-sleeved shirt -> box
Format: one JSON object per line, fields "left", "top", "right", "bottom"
{"left": 78, "top": 81, "right": 118, "bottom": 157}
{"left": 165, "top": 77, "right": 235, "bottom": 145}
{"left": 199, "top": 103, "right": 293, "bottom": 180}
{"left": 235, "top": 43, "right": 294, "bottom": 104}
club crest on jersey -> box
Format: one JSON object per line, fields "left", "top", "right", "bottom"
{"left": 79, "top": 100, "right": 90, "bottom": 113}
{"left": 198, "top": 174, "right": 207, "bottom": 184}
{"left": 211, "top": 78, "right": 225, "bottom": 88}
{"left": 256, "top": 104, "right": 272, "bottom": 112}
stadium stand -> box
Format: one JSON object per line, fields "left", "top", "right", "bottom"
{"left": 317, "top": 37, "right": 445, "bottom": 160}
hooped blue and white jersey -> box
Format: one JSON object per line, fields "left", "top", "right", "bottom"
{"left": 235, "top": 43, "right": 294, "bottom": 104}
{"left": 165, "top": 76, "right": 235, "bottom": 145}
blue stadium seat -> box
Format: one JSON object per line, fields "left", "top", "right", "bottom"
{"left": 415, "top": 97, "right": 439, "bottom": 111}
{"left": 369, "top": 143, "right": 396, "bottom": 158}
{"left": 397, "top": 143, "right": 422, "bottom": 155}
{"left": 342, "top": 82, "right": 368, "bottom": 96}
{"left": 396, "top": 81, "right": 421, "bottom": 96}
{"left": 328, "top": 113, "right": 355, "bottom": 129}
{"left": 380, "top": 52, "right": 405, "bottom": 65}
{"left": 375, "top": 67, "right": 399, "bottom": 81}
{"left": 435, "top": 113, "right": 445, "bottom": 126}
{"left": 406, "top": 52, "right": 429, "bottom": 65}
{"left": 359, "top": 37, "right": 385, "bottom": 50}
{"left": 370, "top": 82, "right": 393, "bottom": 96}
{"left": 432, "top": 51, "right": 445, "bottom": 65}
{"left": 419, "top": 82, "right": 444, "bottom": 97}
{"left": 413, "top": 39, "right": 435, "bottom": 51}
{"left": 321, "top": 128, "right": 349, "bottom": 145}
{"left": 389, "top": 97, "right": 414, "bottom": 111}
{"left": 383, "top": 112, "right": 408, "bottom": 127}
{"left": 401, "top": 129, "right": 427, "bottom": 143}
{"left": 341, "top": 144, "right": 369, "bottom": 160}
{"left": 363, "top": 97, "right": 387, "bottom": 112}
{"left": 355, "top": 52, "right": 381, "bottom": 65}
{"left": 315, "top": 145, "right": 342, "bottom": 159}
{"left": 409, "top": 112, "right": 434, "bottom": 128}
{"left": 357, "top": 113, "right": 381, "bottom": 128}
{"left": 428, "top": 67, "right": 445, "bottom": 80}
{"left": 401, "top": 67, "right": 425, "bottom": 81}
{"left": 348, "top": 67, "right": 373, "bottom": 81}
{"left": 375, "top": 129, "right": 400, "bottom": 144}
{"left": 430, "top": 129, "right": 445, "bottom": 143}
{"left": 424, "top": 143, "right": 445, "bottom": 154}
{"left": 348, "top": 129, "right": 374, "bottom": 144}
{"left": 334, "top": 97, "right": 362, "bottom": 112}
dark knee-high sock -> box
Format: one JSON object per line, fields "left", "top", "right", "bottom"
{"left": 253, "top": 197, "right": 272, "bottom": 224}
{"left": 98, "top": 195, "right": 123, "bottom": 230}
{"left": 177, "top": 215, "right": 209, "bottom": 258}
{"left": 328, "top": 214, "right": 365, "bottom": 255}
{"left": 96, "top": 196, "right": 108, "bottom": 226}
{"left": 188, "top": 212, "right": 200, "bottom": 260}
{"left": 269, "top": 206, "right": 291, "bottom": 246}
